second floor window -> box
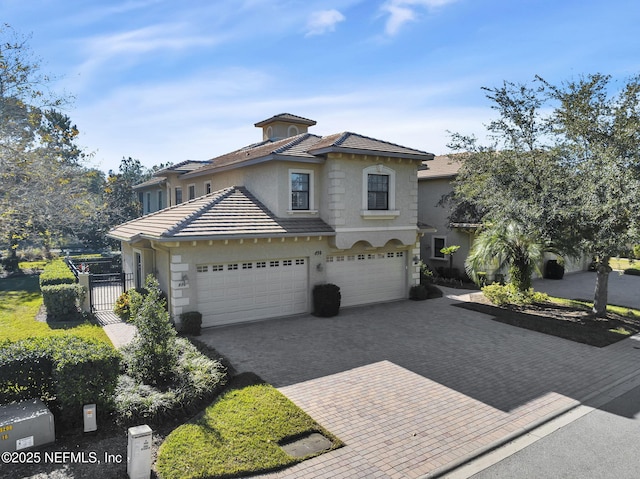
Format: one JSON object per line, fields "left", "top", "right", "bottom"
{"left": 175, "top": 187, "right": 182, "bottom": 205}
{"left": 367, "top": 174, "right": 389, "bottom": 210}
{"left": 205, "top": 182, "right": 212, "bottom": 194}
{"left": 146, "top": 192, "right": 151, "bottom": 213}
{"left": 188, "top": 184, "right": 196, "bottom": 200}
{"left": 158, "top": 190, "right": 163, "bottom": 210}
{"left": 291, "top": 172, "right": 310, "bottom": 210}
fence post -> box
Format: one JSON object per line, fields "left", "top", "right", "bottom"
{"left": 77, "top": 273, "right": 92, "bottom": 313}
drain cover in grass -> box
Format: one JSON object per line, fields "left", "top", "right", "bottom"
{"left": 280, "top": 432, "right": 333, "bottom": 458}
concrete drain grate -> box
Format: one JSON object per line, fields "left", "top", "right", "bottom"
{"left": 279, "top": 432, "right": 333, "bottom": 458}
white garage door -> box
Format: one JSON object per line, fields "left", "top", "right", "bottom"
{"left": 196, "top": 258, "right": 308, "bottom": 327}
{"left": 325, "top": 251, "right": 407, "bottom": 307}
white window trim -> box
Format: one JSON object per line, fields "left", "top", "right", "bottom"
{"left": 288, "top": 168, "right": 318, "bottom": 214}
{"left": 288, "top": 125, "right": 299, "bottom": 137}
{"left": 361, "top": 164, "right": 399, "bottom": 219}
{"left": 431, "top": 235, "right": 447, "bottom": 260}
{"left": 204, "top": 181, "right": 212, "bottom": 195}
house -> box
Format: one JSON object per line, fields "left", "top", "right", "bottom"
{"left": 108, "top": 114, "right": 434, "bottom": 328}
{"left": 417, "top": 155, "right": 589, "bottom": 280}
{"left": 417, "top": 155, "right": 476, "bottom": 277}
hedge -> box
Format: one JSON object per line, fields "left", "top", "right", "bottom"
{"left": 0, "top": 336, "right": 121, "bottom": 427}
{"left": 41, "top": 283, "right": 86, "bottom": 320}
{"left": 312, "top": 283, "right": 341, "bottom": 317}
{"left": 39, "top": 259, "right": 76, "bottom": 287}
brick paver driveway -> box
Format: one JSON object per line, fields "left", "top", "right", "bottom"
{"left": 199, "top": 289, "right": 640, "bottom": 478}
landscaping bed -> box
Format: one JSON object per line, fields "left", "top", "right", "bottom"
{"left": 455, "top": 294, "right": 640, "bottom": 347}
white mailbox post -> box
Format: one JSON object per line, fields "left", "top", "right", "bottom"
{"left": 127, "top": 425, "right": 152, "bottom": 479}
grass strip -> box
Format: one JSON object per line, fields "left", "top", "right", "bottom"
{"left": 0, "top": 275, "right": 111, "bottom": 345}
{"left": 156, "top": 373, "right": 342, "bottom": 479}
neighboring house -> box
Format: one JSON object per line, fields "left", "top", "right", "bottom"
{"left": 417, "top": 155, "right": 475, "bottom": 277}
{"left": 417, "top": 155, "right": 589, "bottom": 280}
{"left": 109, "top": 114, "right": 434, "bottom": 328}
{"left": 134, "top": 160, "right": 212, "bottom": 215}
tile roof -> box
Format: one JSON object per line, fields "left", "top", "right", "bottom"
{"left": 184, "top": 131, "right": 433, "bottom": 179}
{"left": 154, "top": 160, "right": 212, "bottom": 175}
{"left": 133, "top": 176, "right": 166, "bottom": 190}
{"left": 108, "top": 186, "right": 335, "bottom": 242}
{"left": 308, "top": 132, "right": 433, "bottom": 160}
{"left": 417, "top": 155, "right": 463, "bottom": 180}
{"left": 254, "top": 113, "right": 317, "bottom": 127}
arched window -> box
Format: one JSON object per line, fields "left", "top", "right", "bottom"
{"left": 287, "top": 125, "right": 299, "bottom": 137}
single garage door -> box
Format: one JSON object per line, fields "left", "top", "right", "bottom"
{"left": 325, "top": 251, "right": 406, "bottom": 307}
{"left": 196, "top": 258, "right": 308, "bottom": 327}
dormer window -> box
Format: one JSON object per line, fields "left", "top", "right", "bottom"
{"left": 288, "top": 125, "right": 299, "bottom": 137}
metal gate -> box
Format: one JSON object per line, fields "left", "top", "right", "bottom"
{"left": 89, "top": 272, "right": 134, "bottom": 312}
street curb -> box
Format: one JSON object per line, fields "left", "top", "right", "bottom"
{"left": 419, "top": 366, "right": 640, "bottom": 479}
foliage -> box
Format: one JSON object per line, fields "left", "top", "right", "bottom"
{"left": 634, "top": 244, "right": 640, "bottom": 260}
{"left": 180, "top": 311, "right": 202, "bottom": 335}
{"left": 113, "top": 288, "right": 147, "bottom": 322}
{"left": 40, "top": 283, "right": 86, "bottom": 320}
{"left": 312, "top": 283, "right": 341, "bottom": 317}
{"left": 466, "top": 222, "right": 546, "bottom": 292}
{"left": 0, "top": 336, "right": 120, "bottom": 427}
{"left": 125, "top": 275, "right": 178, "bottom": 386}
{"left": 482, "top": 283, "right": 549, "bottom": 306}
{"left": 39, "top": 259, "right": 76, "bottom": 286}
{"left": 156, "top": 373, "right": 342, "bottom": 479}
{"left": 114, "top": 337, "right": 226, "bottom": 424}
{"left": 451, "top": 73, "right": 640, "bottom": 315}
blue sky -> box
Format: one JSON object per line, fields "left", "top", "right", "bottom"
{"left": 3, "top": 0, "right": 639, "bottom": 173}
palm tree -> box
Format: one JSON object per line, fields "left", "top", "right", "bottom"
{"left": 466, "top": 222, "right": 547, "bottom": 292}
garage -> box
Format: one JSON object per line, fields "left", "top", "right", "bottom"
{"left": 196, "top": 257, "right": 308, "bottom": 327}
{"left": 325, "top": 251, "right": 407, "bottom": 307}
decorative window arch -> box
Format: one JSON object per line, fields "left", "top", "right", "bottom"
{"left": 288, "top": 125, "right": 299, "bottom": 137}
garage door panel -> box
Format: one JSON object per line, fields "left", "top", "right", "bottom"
{"left": 326, "top": 252, "right": 406, "bottom": 307}
{"left": 196, "top": 257, "right": 308, "bottom": 327}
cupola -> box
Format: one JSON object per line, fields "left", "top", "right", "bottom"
{"left": 254, "top": 113, "right": 317, "bottom": 141}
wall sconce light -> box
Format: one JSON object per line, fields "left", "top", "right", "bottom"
{"left": 413, "top": 256, "right": 420, "bottom": 264}
{"left": 179, "top": 273, "right": 189, "bottom": 287}
{"left": 316, "top": 263, "right": 324, "bottom": 272}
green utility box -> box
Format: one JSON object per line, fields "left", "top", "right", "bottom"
{"left": 0, "top": 399, "right": 55, "bottom": 453}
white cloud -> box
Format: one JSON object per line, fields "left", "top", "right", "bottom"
{"left": 381, "top": 0, "right": 457, "bottom": 36}
{"left": 305, "top": 9, "right": 346, "bottom": 36}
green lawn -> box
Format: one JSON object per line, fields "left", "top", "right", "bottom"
{"left": 610, "top": 257, "right": 640, "bottom": 271}
{"left": 156, "top": 374, "right": 343, "bottom": 479}
{"left": 0, "top": 275, "right": 112, "bottom": 345}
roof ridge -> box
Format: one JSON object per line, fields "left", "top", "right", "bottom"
{"left": 341, "top": 131, "right": 429, "bottom": 154}
{"left": 164, "top": 186, "right": 236, "bottom": 236}
{"left": 273, "top": 132, "right": 316, "bottom": 154}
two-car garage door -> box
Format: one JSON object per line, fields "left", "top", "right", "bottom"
{"left": 196, "top": 258, "right": 308, "bottom": 327}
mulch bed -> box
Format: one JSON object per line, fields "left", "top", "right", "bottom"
{"left": 454, "top": 296, "right": 640, "bottom": 347}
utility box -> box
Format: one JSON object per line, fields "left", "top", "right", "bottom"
{"left": 127, "top": 425, "right": 152, "bottom": 479}
{"left": 83, "top": 404, "right": 97, "bottom": 432}
{"left": 0, "top": 399, "right": 55, "bottom": 453}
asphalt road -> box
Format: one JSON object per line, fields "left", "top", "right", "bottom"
{"left": 470, "top": 384, "right": 640, "bottom": 479}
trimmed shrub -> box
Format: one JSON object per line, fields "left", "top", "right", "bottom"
{"left": 114, "top": 288, "right": 148, "bottom": 323}
{"left": 180, "top": 311, "right": 203, "bottom": 335}
{"left": 312, "top": 283, "right": 341, "bottom": 317}
{"left": 39, "top": 259, "right": 76, "bottom": 286}
{"left": 633, "top": 244, "right": 640, "bottom": 260}
{"left": 41, "top": 283, "right": 86, "bottom": 320}
{"left": 482, "top": 283, "right": 549, "bottom": 306}
{"left": 544, "top": 259, "right": 565, "bottom": 279}
{"left": 0, "top": 336, "right": 120, "bottom": 428}
{"left": 409, "top": 284, "right": 429, "bottom": 300}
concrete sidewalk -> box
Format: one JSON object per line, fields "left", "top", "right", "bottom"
{"left": 198, "top": 289, "right": 640, "bottom": 479}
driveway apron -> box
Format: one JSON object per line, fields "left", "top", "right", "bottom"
{"left": 198, "top": 288, "right": 640, "bottom": 478}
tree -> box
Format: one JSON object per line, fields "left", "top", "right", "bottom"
{"left": 103, "top": 157, "right": 149, "bottom": 227}
{"left": 451, "top": 75, "right": 640, "bottom": 316}
{"left": 0, "top": 25, "right": 93, "bottom": 265}
{"left": 466, "top": 222, "right": 546, "bottom": 292}
{"left": 543, "top": 74, "right": 640, "bottom": 316}
{"left": 440, "top": 244, "right": 460, "bottom": 278}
